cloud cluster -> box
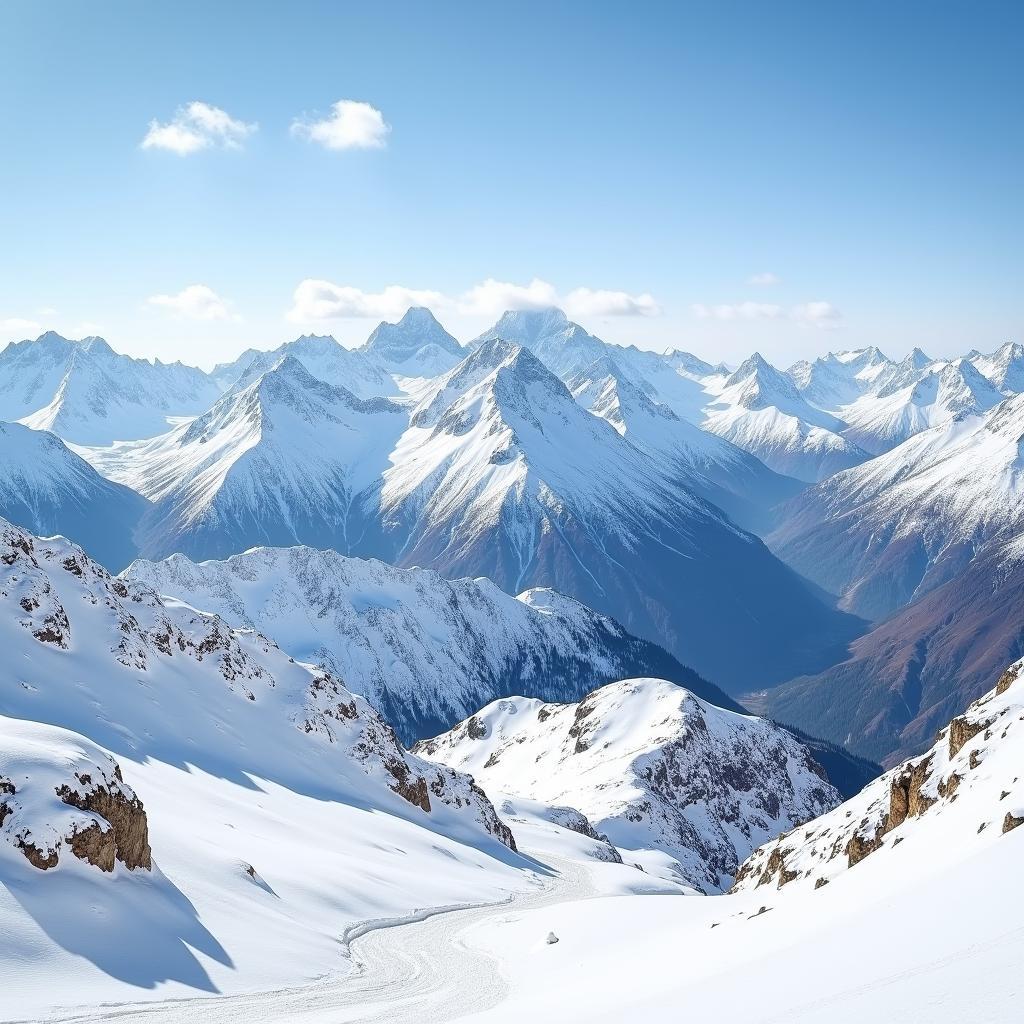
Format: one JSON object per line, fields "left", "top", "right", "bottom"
{"left": 291, "top": 100, "right": 391, "bottom": 150}
{"left": 692, "top": 299, "right": 840, "bottom": 328}
{"left": 747, "top": 271, "right": 781, "bottom": 286}
{"left": 142, "top": 102, "right": 257, "bottom": 155}
{"left": 287, "top": 277, "right": 661, "bottom": 323}
{"left": 142, "top": 99, "right": 391, "bottom": 155}
{"left": 147, "top": 285, "right": 239, "bottom": 321}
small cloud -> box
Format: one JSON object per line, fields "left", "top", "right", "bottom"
{"left": 792, "top": 301, "right": 841, "bottom": 328}
{"left": 148, "top": 284, "right": 239, "bottom": 321}
{"left": 142, "top": 102, "right": 257, "bottom": 155}
{"left": 291, "top": 100, "right": 390, "bottom": 151}
{"left": 458, "top": 278, "right": 560, "bottom": 316}
{"left": 691, "top": 302, "right": 783, "bottom": 321}
{"left": 0, "top": 317, "right": 43, "bottom": 342}
{"left": 564, "top": 287, "right": 661, "bottom": 318}
{"left": 288, "top": 280, "right": 445, "bottom": 322}
{"left": 459, "top": 279, "right": 660, "bottom": 318}
{"left": 748, "top": 272, "right": 780, "bottom": 286}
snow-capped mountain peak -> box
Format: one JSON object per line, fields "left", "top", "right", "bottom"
{"left": 362, "top": 307, "right": 464, "bottom": 376}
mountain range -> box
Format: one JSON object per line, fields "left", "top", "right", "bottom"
{"left": 3, "top": 310, "right": 1024, "bottom": 767}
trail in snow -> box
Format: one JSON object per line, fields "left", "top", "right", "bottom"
{"left": 22, "top": 857, "right": 594, "bottom": 1024}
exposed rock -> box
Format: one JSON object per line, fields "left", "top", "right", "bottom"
{"left": 56, "top": 773, "right": 152, "bottom": 871}
{"left": 1003, "top": 812, "right": 1023, "bottom": 833}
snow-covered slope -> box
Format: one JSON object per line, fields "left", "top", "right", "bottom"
{"left": 0, "top": 332, "right": 219, "bottom": 444}
{"left": 95, "top": 356, "right": 409, "bottom": 561}
{"left": 373, "top": 340, "right": 861, "bottom": 691}
{"left": 361, "top": 306, "right": 465, "bottom": 377}
{"left": 840, "top": 357, "right": 1003, "bottom": 455}
{"left": 971, "top": 340, "right": 1024, "bottom": 393}
{"left": 416, "top": 678, "right": 840, "bottom": 891}
{"left": 770, "top": 394, "right": 1024, "bottom": 621}
{"left": 0, "top": 516, "right": 533, "bottom": 1016}
{"left": 212, "top": 333, "right": 398, "bottom": 397}
{"left": 0, "top": 420, "right": 146, "bottom": 570}
{"left": 703, "top": 353, "right": 870, "bottom": 482}
{"left": 467, "top": 684, "right": 1024, "bottom": 1024}
{"left": 123, "top": 545, "right": 740, "bottom": 742}
{"left": 569, "top": 355, "right": 801, "bottom": 532}
{"left": 735, "top": 662, "right": 1023, "bottom": 892}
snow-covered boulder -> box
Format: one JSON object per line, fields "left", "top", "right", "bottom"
{"left": 0, "top": 718, "right": 151, "bottom": 873}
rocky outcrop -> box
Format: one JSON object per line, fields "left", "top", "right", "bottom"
{"left": 0, "top": 720, "right": 152, "bottom": 874}
{"left": 733, "top": 659, "right": 1024, "bottom": 893}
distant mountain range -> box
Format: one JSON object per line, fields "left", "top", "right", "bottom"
{"left": 2, "top": 309, "right": 1023, "bottom": 762}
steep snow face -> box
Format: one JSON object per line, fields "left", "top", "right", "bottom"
{"left": 735, "top": 663, "right": 1023, "bottom": 893}
{"left": 840, "top": 358, "right": 1003, "bottom": 455}
{"left": 123, "top": 545, "right": 738, "bottom": 743}
{"left": 0, "top": 517, "right": 532, "bottom": 1014}
{"left": 91, "top": 356, "right": 409, "bottom": 561}
{"left": 569, "top": 357, "right": 801, "bottom": 533}
{"left": 374, "top": 341, "right": 861, "bottom": 691}
{"left": 703, "top": 353, "right": 869, "bottom": 482}
{"left": 0, "top": 332, "right": 219, "bottom": 444}
{"left": 971, "top": 340, "right": 1024, "bottom": 393}
{"left": 416, "top": 678, "right": 840, "bottom": 892}
{"left": 361, "top": 307, "right": 465, "bottom": 377}
{"left": 770, "top": 394, "right": 1024, "bottom": 621}
{"left": 212, "top": 334, "right": 399, "bottom": 398}
{"left": 0, "top": 420, "right": 146, "bottom": 570}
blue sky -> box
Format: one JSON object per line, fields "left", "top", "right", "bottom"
{"left": 0, "top": 0, "right": 1020, "bottom": 368}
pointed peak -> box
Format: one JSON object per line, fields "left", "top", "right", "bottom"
{"left": 398, "top": 306, "right": 442, "bottom": 327}
{"left": 906, "top": 346, "right": 933, "bottom": 368}
{"left": 80, "top": 336, "right": 115, "bottom": 357}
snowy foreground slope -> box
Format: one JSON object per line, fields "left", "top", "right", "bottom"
{"left": 124, "top": 545, "right": 739, "bottom": 742}
{"left": 417, "top": 678, "right": 840, "bottom": 891}
{"left": 0, "top": 517, "right": 545, "bottom": 1018}
{"left": 462, "top": 670, "right": 1024, "bottom": 1024}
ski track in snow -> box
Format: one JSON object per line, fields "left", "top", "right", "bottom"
{"left": 20, "top": 856, "right": 594, "bottom": 1024}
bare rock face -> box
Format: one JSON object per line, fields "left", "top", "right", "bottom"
{"left": 733, "top": 659, "right": 1024, "bottom": 893}
{"left": 0, "top": 720, "right": 152, "bottom": 873}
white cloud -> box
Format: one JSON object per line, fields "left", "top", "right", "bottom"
{"left": 142, "top": 102, "right": 257, "bottom": 155}
{"left": 691, "top": 302, "right": 784, "bottom": 321}
{"left": 287, "top": 276, "right": 662, "bottom": 324}
{"left": 291, "top": 100, "right": 391, "bottom": 151}
{"left": 0, "top": 317, "right": 43, "bottom": 342}
{"left": 288, "top": 281, "right": 446, "bottom": 322}
{"left": 459, "top": 279, "right": 659, "bottom": 318}
{"left": 563, "top": 287, "right": 661, "bottom": 318}
{"left": 792, "top": 301, "right": 841, "bottom": 327}
{"left": 148, "top": 284, "right": 239, "bottom": 321}
{"left": 692, "top": 299, "right": 841, "bottom": 328}
{"left": 458, "top": 278, "right": 560, "bottom": 315}
{"left": 748, "top": 272, "right": 780, "bottom": 286}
